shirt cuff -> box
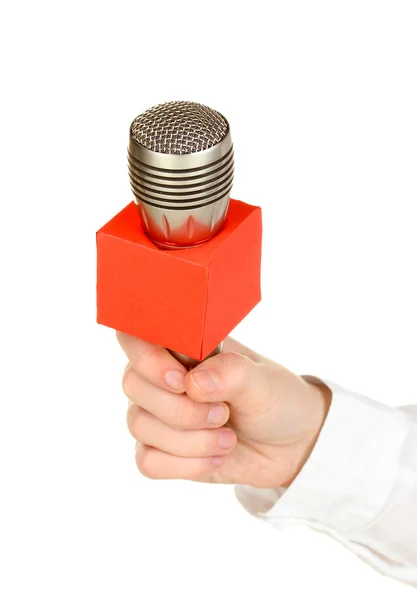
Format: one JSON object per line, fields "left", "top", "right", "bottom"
{"left": 235, "top": 377, "right": 409, "bottom": 535}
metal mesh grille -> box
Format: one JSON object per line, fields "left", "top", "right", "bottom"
{"left": 130, "top": 101, "right": 229, "bottom": 155}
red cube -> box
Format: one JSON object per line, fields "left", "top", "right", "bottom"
{"left": 96, "top": 199, "right": 262, "bottom": 360}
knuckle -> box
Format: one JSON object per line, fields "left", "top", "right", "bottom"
{"left": 126, "top": 403, "right": 138, "bottom": 437}
{"left": 136, "top": 449, "right": 157, "bottom": 479}
{"left": 171, "top": 395, "right": 197, "bottom": 428}
{"left": 133, "top": 344, "right": 163, "bottom": 372}
{"left": 122, "top": 366, "right": 138, "bottom": 399}
{"left": 224, "top": 351, "right": 251, "bottom": 382}
{"left": 212, "top": 352, "right": 251, "bottom": 394}
{"left": 132, "top": 409, "right": 149, "bottom": 442}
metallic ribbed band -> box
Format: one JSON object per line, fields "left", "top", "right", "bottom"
{"left": 128, "top": 131, "right": 233, "bottom": 210}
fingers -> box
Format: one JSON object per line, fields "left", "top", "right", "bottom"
{"left": 123, "top": 367, "right": 230, "bottom": 429}
{"left": 184, "top": 349, "right": 270, "bottom": 408}
{"left": 135, "top": 444, "right": 226, "bottom": 480}
{"left": 127, "top": 404, "right": 237, "bottom": 457}
{"left": 116, "top": 331, "right": 187, "bottom": 393}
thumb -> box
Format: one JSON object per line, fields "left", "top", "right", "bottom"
{"left": 184, "top": 342, "right": 271, "bottom": 408}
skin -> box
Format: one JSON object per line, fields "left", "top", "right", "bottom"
{"left": 117, "top": 333, "right": 332, "bottom": 488}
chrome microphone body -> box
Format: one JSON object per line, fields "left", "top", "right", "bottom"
{"left": 127, "top": 101, "right": 234, "bottom": 367}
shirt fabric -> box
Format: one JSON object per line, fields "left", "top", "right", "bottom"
{"left": 235, "top": 377, "right": 417, "bottom": 588}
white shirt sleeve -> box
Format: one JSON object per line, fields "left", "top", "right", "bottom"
{"left": 235, "top": 377, "right": 417, "bottom": 587}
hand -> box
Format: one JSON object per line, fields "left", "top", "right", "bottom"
{"left": 117, "top": 333, "right": 331, "bottom": 488}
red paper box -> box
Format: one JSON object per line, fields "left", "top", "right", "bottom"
{"left": 96, "top": 199, "right": 262, "bottom": 360}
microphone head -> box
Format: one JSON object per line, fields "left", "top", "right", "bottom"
{"left": 128, "top": 101, "right": 234, "bottom": 249}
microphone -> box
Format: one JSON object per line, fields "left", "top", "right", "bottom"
{"left": 127, "top": 101, "right": 234, "bottom": 367}
{"left": 127, "top": 101, "right": 234, "bottom": 250}
{"left": 96, "top": 102, "right": 261, "bottom": 371}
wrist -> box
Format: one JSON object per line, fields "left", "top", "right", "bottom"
{"left": 285, "top": 381, "right": 332, "bottom": 487}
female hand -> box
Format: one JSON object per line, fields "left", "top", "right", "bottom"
{"left": 117, "top": 333, "right": 331, "bottom": 488}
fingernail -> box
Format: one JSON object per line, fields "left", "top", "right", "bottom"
{"left": 218, "top": 430, "right": 235, "bottom": 449}
{"left": 213, "top": 456, "right": 225, "bottom": 468}
{"left": 208, "top": 405, "right": 228, "bottom": 424}
{"left": 191, "top": 370, "right": 217, "bottom": 394}
{"left": 164, "top": 369, "right": 185, "bottom": 392}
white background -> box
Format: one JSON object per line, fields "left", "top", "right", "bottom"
{"left": 1, "top": 1, "right": 416, "bottom": 598}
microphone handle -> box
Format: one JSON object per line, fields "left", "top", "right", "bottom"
{"left": 168, "top": 343, "right": 223, "bottom": 370}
